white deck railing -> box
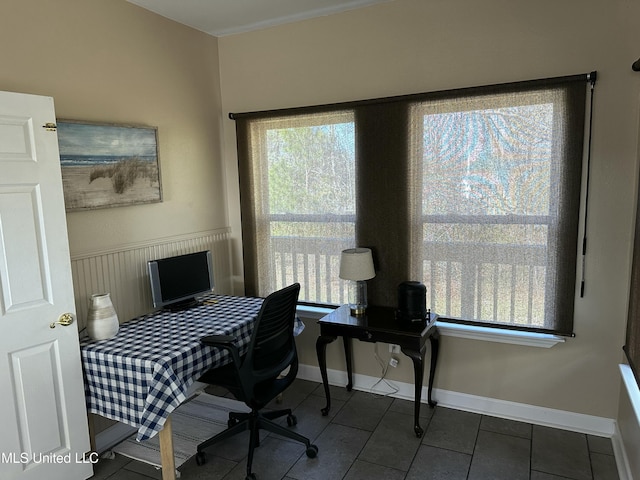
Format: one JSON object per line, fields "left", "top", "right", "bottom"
{"left": 269, "top": 220, "right": 547, "bottom": 328}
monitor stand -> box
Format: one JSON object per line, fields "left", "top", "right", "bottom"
{"left": 163, "top": 297, "right": 201, "bottom": 312}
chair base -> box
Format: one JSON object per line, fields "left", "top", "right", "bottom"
{"left": 196, "top": 407, "right": 317, "bottom": 479}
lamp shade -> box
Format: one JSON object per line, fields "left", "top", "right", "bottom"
{"left": 339, "top": 248, "right": 375, "bottom": 281}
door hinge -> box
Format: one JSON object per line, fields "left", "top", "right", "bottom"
{"left": 43, "top": 122, "right": 57, "bottom": 131}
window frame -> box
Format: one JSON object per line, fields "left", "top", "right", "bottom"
{"left": 234, "top": 73, "right": 591, "bottom": 337}
{"left": 408, "top": 88, "right": 574, "bottom": 333}
{"left": 240, "top": 111, "right": 357, "bottom": 304}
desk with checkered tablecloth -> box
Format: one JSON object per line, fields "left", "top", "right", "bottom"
{"left": 80, "top": 293, "right": 264, "bottom": 480}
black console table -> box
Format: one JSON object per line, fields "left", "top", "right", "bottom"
{"left": 316, "top": 305, "right": 439, "bottom": 437}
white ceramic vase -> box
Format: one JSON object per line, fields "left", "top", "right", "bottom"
{"left": 86, "top": 293, "right": 119, "bottom": 341}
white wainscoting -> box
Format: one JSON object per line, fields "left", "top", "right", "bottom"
{"left": 70, "top": 229, "right": 232, "bottom": 328}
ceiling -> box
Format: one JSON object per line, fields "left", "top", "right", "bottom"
{"left": 126, "top": 0, "right": 391, "bottom": 37}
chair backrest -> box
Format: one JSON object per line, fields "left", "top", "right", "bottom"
{"left": 241, "top": 283, "right": 300, "bottom": 384}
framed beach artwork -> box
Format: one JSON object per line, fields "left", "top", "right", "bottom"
{"left": 57, "top": 120, "right": 162, "bottom": 211}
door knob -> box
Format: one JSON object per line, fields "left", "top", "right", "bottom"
{"left": 50, "top": 313, "right": 74, "bottom": 328}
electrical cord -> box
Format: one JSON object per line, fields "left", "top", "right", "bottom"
{"left": 370, "top": 344, "right": 399, "bottom": 396}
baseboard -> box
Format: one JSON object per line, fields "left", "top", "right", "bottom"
{"left": 611, "top": 422, "right": 633, "bottom": 480}
{"left": 297, "top": 363, "right": 616, "bottom": 437}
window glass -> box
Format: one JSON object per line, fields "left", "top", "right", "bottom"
{"left": 250, "top": 112, "right": 356, "bottom": 303}
{"left": 411, "top": 92, "right": 567, "bottom": 328}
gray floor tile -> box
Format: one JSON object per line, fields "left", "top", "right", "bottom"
{"left": 358, "top": 410, "right": 423, "bottom": 471}
{"left": 93, "top": 379, "right": 624, "bottom": 480}
{"left": 467, "top": 430, "right": 530, "bottom": 480}
{"left": 344, "top": 459, "right": 406, "bottom": 480}
{"left": 479, "top": 414, "right": 532, "bottom": 439}
{"left": 267, "top": 379, "right": 320, "bottom": 411}
{"left": 277, "top": 388, "right": 345, "bottom": 441}
{"left": 388, "top": 396, "right": 436, "bottom": 421}
{"left": 331, "top": 390, "right": 393, "bottom": 431}
{"left": 222, "top": 436, "right": 306, "bottom": 480}
{"left": 178, "top": 454, "right": 237, "bottom": 480}
{"left": 90, "top": 454, "right": 134, "bottom": 480}
{"left": 287, "top": 423, "right": 370, "bottom": 480}
{"left": 588, "top": 435, "right": 615, "bottom": 455}
{"left": 591, "top": 452, "right": 620, "bottom": 480}
{"left": 312, "top": 382, "right": 355, "bottom": 403}
{"left": 422, "top": 406, "right": 481, "bottom": 454}
{"left": 531, "top": 471, "right": 576, "bottom": 480}
{"left": 406, "top": 445, "right": 471, "bottom": 480}
{"left": 532, "top": 425, "right": 592, "bottom": 480}
{"left": 199, "top": 428, "right": 253, "bottom": 463}
{"left": 104, "top": 468, "right": 160, "bottom": 480}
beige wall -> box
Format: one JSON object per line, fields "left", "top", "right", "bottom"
{"left": 218, "top": 0, "right": 640, "bottom": 420}
{"left": 0, "top": 0, "right": 225, "bottom": 260}
{"left": 0, "top": 0, "right": 226, "bottom": 437}
{"left": 2, "top": 0, "right": 640, "bottom": 431}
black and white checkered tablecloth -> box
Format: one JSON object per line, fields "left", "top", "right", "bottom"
{"left": 80, "top": 294, "right": 264, "bottom": 442}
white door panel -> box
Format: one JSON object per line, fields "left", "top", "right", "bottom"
{"left": 0, "top": 115, "right": 37, "bottom": 161}
{"left": 0, "top": 91, "right": 92, "bottom": 480}
{"left": 10, "top": 342, "right": 67, "bottom": 455}
{"left": 0, "top": 185, "right": 50, "bottom": 311}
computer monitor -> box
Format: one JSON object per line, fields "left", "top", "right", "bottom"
{"left": 148, "top": 250, "right": 214, "bottom": 310}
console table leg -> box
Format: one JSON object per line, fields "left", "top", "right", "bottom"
{"left": 342, "top": 336, "right": 353, "bottom": 391}
{"left": 402, "top": 347, "right": 426, "bottom": 438}
{"left": 428, "top": 329, "right": 440, "bottom": 407}
{"left": 316, "top": 334, "right": 336, "bottom": 416}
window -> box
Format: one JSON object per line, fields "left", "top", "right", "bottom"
{"left": 235, "top": 74, "right": 589, "bottom": 335}
{"left": 410, "top": 88, "right": 583, "bottom": 334}
{"left": 237, "top": 111, "right": 356, "bottom": 304}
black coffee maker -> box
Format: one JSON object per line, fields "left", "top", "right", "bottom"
{"left": 397, "top": 281, "right": 428, "bottom": 322}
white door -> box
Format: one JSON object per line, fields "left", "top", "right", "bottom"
{"left": 0, "top": 91, "right": 92, "bottom": 480}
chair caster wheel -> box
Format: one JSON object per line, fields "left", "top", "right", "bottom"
{"left": 195, "top": 451, "right": 207, "bottom": 466}
{"left": 286, "top": 414, "right": 297, "bottom": 427}
{"left": 306, "top": 444, "right": 318, "bottom": 458}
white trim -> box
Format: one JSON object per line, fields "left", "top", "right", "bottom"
{"left": 297, "top": 363, "right": 614, "bottom": 437}
{"left": 620, "top": 364, "right": 640, "bottom": 426}
{"left": 435, "top": 321, "right": 565, "bottom": 348}
{"left": 209, "top": 0, "right": 392, "bottom": 36}
{"left": 296, "top": 304, "right": 335, "bottom": 320}
{"left": 611, "top": 422, "right": 633, "bottom": 480}
{"left": 617, "top": 363, "right": 640, "bottom": 480}
{"left": 70, "top": 227, "right": 231, "bottom": 260}
{"left": 297, "top": 305, "right": 566, "bottom": 348}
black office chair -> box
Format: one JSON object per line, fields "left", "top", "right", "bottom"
{"left": 194, "top": 283, "right": 318, "bottom": 480}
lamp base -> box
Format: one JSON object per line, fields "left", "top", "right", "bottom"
{"left": 348, "top": 280, "right": 368, "bottom": 317}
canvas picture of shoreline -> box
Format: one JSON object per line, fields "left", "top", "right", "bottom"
{"left": 58, "top": 121, "right": 162, "bottom": 211}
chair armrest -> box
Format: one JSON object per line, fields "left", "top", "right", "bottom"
{"left": 200, "top": 334, "right": 242, "bottom": 367}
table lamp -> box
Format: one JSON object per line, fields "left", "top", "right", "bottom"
{"left": 339, "top": 248, "right": 375, "bottom": 316}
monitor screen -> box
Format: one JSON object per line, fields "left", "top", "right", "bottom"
{"left": 148, "top": 250, "right": 214, "bottom": 310}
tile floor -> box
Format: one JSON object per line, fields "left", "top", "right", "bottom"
{"left": 89, "top": 379, "right": 620, "bottom": 480}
